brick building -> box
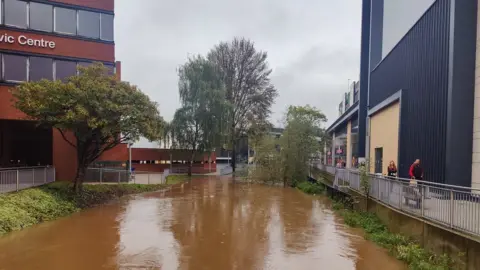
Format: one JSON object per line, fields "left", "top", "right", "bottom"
{"left": 0, "top": 0, "right": 117, "bottom": 180}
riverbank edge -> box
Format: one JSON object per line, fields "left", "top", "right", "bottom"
{"left": 0, "top": 182, "right": 169, "bottom": 236}
{"left": 297, "top": 181, "right": 455, "bottom": 270}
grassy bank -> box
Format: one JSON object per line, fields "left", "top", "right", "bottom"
{"left": 165, "top": 174, "right": 208, "bottom": 185}
{"left": 296, "top": 181, "right": 325, "bottom": 195}
{"left": 297, "top": 181, "right": 454, "bottom": 270}
{"left": 0, "top": 182, "right": 167, "bottom": 235}
{"left": 331, "top": 200, "right": 453, "bottom": 270}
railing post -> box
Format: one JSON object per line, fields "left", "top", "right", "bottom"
{"left": 16, "top": 169, "right": 19, "bottom": 191}
{"left": 421, "top": 185, "right": 425, "bottom": 217}
{"left": 377, "top": 176, "right": 380, "bottom": 200}
{"left": 148, "top": 173, "right": 150, "bottom": 184}
{"left": 44, "top": 167, "right": 47, "bottom": 183}
{"left": 32, "top": 168, "right": 35, "bottom": 186}
{"left": 99, "top": 169, "right": 103, "bottom": 183}
{"left": 450, "top": 189, "right": 454, "bottom": 228}
{"left": 399, "top": 181, "right": 403, "bottom": 210}
{"left": 118, "top": 171, "right": 121, "bottom": 183}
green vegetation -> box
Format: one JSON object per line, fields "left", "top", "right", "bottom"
{"left": 13, "top": 63, "right": 164, "bottom": 192}
{"left": 170, "top": 56, "right": 225, "bottom": 176}
{"left": 332, "top": 200, "right": 453, "bottom": 270}
{"left": 0, "top": 182, "right": 167, "bottom": 235}
{"left": 165, "top": 174, "right": 207, "bottom": 185}
{"left": 251, "top": 105, "right": 327, "bottom": 188}
{"left": 296, "top": 182, "right": 325, "bottom": 195}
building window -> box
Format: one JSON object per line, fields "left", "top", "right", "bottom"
{"left": 54, "top": 7, "right": 76, "bottom": 35}
{"left": 100, "top": 13, "right": 114, "bottom": 41}
{"left": 54, "top": 60, "right": 76, "bottom": 81}
{"left": 104, "top": 64, "right": 115, "bottom": 75}
{"left": 78, "top": 10, "right": 100, "bottom": 39}
{"left": 29, "top": 57, "right": 53, "bottom": 81}
{"left": 3, "top": 54, "right": 27, "bottom": 82}
{"left": 4, "top": 0, "right": 28, "bottom": 29}
{"left": 30, "top": 2, "right": 53, "bottom": 32}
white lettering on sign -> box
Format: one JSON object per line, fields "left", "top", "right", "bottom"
{"left": 0, "top": 33, "right": 56, "bottom": 49}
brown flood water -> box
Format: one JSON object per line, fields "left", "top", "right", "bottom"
{"left": 0, "top": 177, "right": 406, "bottom": 270}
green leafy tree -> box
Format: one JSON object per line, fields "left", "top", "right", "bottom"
{"left": 251, "top": 105, "right": 327, "bottom": 187}
{"left": 280, "top": 105, "right": 327, "bottom": 187}
{"left": 171, "top": 56, "right": 226, "bottom": 176}
{"left": 208, "top": 37, "right": 278, "bottom": 172}
{"left": 12, "top": 63, "right": 163, "bottom": 191}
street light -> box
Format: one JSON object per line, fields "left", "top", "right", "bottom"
{"left": 127, "top": 139, "right": 133, "bottom": 181}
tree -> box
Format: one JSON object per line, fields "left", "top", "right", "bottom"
{"left": 208, "top": 37, "right": 278, "bottom": 172}
{"left": 251, "top": 105, "right": 327, "bottom": 187}
{"left": 280, "top": 105, "right": 327, "bottom": 187}
{"left": 171, "top": 56, "right": 225, "bottom": 176}
{"left": 12, "top": 63, "right": 163, "bottom": 191}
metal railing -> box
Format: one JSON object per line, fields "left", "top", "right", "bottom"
{"left": 318, "top": 164, "right": 480, "bottom": 237}
{"left": 0, "top": 166, "right": 56, "bottom": 194}
{"left": 85, "top": 168, "right": 166, "bottom": 185}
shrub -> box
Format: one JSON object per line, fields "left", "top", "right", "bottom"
{"left": 0, "top": 182, "right": 167, "bottom": 235}
{"left": 331, "top": 200, "right": 453, "bottom": 270}
{"left": 296, "top": 181, "right": 324, "bottom": 195}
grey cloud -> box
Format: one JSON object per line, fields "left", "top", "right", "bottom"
{"left": 116, "top": 0, "right": 361, "bottom": 138}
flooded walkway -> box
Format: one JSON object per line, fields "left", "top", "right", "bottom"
{"left": 0, "top": 177, "right": 405, "bottom": 270}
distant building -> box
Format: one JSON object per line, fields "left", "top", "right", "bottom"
{"left": 327, "top": 0, "right": 478, "bottom": 188}
{"left": 0, "top": 0, "right": 118, "bottom": 181}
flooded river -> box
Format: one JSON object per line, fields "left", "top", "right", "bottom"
{"left": 0, "top": 177, "right": 405, "bottom": 270}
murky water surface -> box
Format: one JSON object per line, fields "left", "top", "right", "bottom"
{"left": 0, "top": 177, "right": 405, "bottom": 270}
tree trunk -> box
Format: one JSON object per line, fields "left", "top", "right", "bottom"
{"left": 73, "top": 165, "right": 86, "bottom": 193}
{"left": 188, "top": 151, "right": 195, "bottom": 177}
{"left": 231, "top": 148, "right": 236, "bottom": 173}
{"left": 231, "top": 124, "right": 236, "bottom": 172}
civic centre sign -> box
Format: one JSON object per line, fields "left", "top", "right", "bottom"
{"left": 0, "top": 33, "right": 56, "bottom": 49}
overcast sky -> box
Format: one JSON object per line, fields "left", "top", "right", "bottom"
{"left": 115, "top": 0, "right": 361, "bottom": 146}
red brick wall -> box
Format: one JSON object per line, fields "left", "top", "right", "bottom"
{"left": 52, "top": 129, "right": 77, "bottom": 181}
{"left": 0, "top": 30, "right": 115, "bottom": 62}
{"left": 0, "top": 86, "right": 26, "bottom": 120}
{"left": 50, "top": 0, "right": 114, "bottom": 11}
{"left": 99, "top": 143, "right": 128, "bottom": 161}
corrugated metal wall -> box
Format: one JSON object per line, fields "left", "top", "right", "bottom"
{"left": 369, "top": 0, "right": 450, "bottom": 183}
{"left": 357, "top": 0, "right": 372, "bottom": 159}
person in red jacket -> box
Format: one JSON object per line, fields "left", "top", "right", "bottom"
{"left": 409, "top": 159, "right": 423, "bottom": 181}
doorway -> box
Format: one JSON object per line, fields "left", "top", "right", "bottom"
{"left": 374, "top": 147, "right": 383, "bottom": 174}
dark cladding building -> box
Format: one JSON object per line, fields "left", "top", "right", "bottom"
{"left": 0, "top": 0, "right": 118, "bottom": 180}
{"left": 327, "top": 0, "right": 479, "bottom": 188}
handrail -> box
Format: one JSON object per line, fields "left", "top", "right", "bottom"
{"left": 0, "top": 166, "right": 52, "bottom": 171}
{"left": 320, "top": 165, "right": 480, "bottom": 192}
{"left": 317, "top": 164, "right": 480, "bottom": 237}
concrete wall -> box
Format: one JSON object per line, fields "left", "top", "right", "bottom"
{"left": 369, "top": 102, "right": 400, "bottom": 174}
{"left": 472, "top": 1, "right": 480, "bottom": 190}
{"left": 366, "top": 199, "right": 480, "bottom": 270}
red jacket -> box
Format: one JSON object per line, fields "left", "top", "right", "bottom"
{"left": 409, "top": 164, "right": 423, "bottom": 179}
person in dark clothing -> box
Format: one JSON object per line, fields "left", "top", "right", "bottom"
{"left": 407, "top": 159, "right": 423, "bottom": 208}
{"left": 409, "top": 159, "right": 423, "bottom": 181}
{"left": 387, "top": 161, "right": 397, "bottom": 177}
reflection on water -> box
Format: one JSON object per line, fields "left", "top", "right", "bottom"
{"left": 0, "top": 177, "right": 406, "bottom": 270}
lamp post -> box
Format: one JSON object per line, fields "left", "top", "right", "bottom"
{"left": 127, "top": 140, "right": 133, "bottom": 181}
